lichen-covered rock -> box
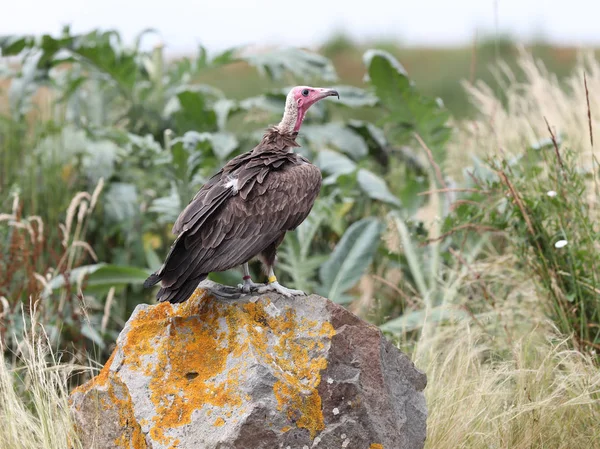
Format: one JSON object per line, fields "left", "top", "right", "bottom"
{"left": 69, "top": 280, "right": 427, "bottom": 449}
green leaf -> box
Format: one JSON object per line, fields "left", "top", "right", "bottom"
{"left": 208, "top": 269, "right": 242, "bottom": 286}
{"left": 209, "top": 132, "right": 238, "bottom": 161}
{"left": 104, "top": 182, "right": 138, "bottom": 223}
{"left": 46, "top": 263, "right": 151, "bottom": 295}
{"left": 213, "top": 98, "right": 238, "bottom": 130}
{"left": 239, "top": 94, "right": 285, "bottom": 115}
{"left": 81, "top": 264, "right": 151, "bottom": 287}
{"left": 144, "top": 245, "right": 163, "bottom": 272}
{"left": 319, "top": 217, "right": 383, "bottom": 303}
{"left": 347, "top": 120, "right": 389, "bottom": 166}
{"left": 243, "top": 48, "right": 337, "bottom": 81}
{"left": 302, "top": 123, "right": 368, "bottom": 159}
{"left": 66, "top": 30, "right": 140, "bottom": 93}
{"left": 0, "top": 36, "right": 29, "bottom": 55}
{"left": 357, "top": 169, "right": 401, "bottom": 207}
{"left": 328, "top": 85, "right": 378, "bottom": 108}
{"left": 171, "top": 88, "right": 217, "bottom": 132}
{"left": 149, "top": 182, "right": 181, "bottom": 225}
{"left": 364, "top": 49, "right": 451, "bottom": 164}
{"left": 314, "top": 150, "right": 356, "bottom": 176}
{"left": 211, "top": 47, "right": 240, "bottom": 67}
{"left": 390, "top": 211, "right": 428, "bottom": 298}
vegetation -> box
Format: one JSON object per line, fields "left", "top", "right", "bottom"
{"left": 1, "top": 27, "right": 600, "bottom": 448}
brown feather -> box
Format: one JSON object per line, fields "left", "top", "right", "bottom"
{"left": 144, "top": 128, "right": 322, "bottom": 303}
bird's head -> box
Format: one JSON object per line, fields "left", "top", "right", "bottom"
{"left": 277, "top": 86, "right": 339, "bottom": 134}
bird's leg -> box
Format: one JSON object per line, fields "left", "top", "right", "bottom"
{"left": 237, "top": 262, "right": 262, "bottom": 293}
{"left": 256, "top": 266, "right": 306, "bottom": 297}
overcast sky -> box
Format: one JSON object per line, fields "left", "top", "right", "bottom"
{"left": 2, "top": 0, "right": 599, "bottom": 54}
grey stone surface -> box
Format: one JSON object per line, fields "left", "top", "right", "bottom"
{"left": 69, "top": 280, "right": 427, "bottom": 449}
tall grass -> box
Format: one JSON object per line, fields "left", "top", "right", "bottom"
{"left": 1, "top": 180, "right": 109, "bottom": 360}
{"left": 442, "top": 47, "right": 600, "bottom": 353}
{"left": 3, "top": 293, "right": 599, "bottom": 449}
{"left": 419, "top": 320, "right": 600, "bottom": 449}
{"left": 0, "top": 305, "right": 84, "bottom": 449}
{"left": 449, "top": 46, "right": 600, "bottom": 177}
{"left": 2, "top": 40, "right": 600, "bottom": 449}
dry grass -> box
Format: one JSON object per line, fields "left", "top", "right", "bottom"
{"left": 1, "top": 179, "right": 105, "bottom": 355}
{"left": 2, "top": 46, "right": 600, "bottom": 449}
{"left": 418, "top": 319, "right": 600, "bottom": 449}
{"left": 418, "top": 47, "right": 600, "bottom": 449}
{"left": 448, "top": 46, "right": 600, "bottom": 178}
{"left": 0, "top": 305, "right": 84, "bottom": 449}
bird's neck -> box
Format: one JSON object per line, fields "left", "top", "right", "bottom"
{"left": 256, "top": 127, "right": 299, "bottom": 153}
{"left": 276, "top": 103, "right": 305, "bottom": 134}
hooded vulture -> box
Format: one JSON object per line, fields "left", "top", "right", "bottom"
{"left": 144, "top": 86, "right": 339, "bottom": 303}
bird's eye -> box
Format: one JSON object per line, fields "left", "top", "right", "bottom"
{"left": 302, "top": 89, "right": 310, "bottom": 97}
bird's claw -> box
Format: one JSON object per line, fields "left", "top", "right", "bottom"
{"left": 256, "top": 281, "right": 306, "bottom": 297}
{"left": 237, "top": 279, "right": 262, "bottom": 294}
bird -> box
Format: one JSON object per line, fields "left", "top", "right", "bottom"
{"left": 143, "top": 86, "right": 340, "bottom": 304}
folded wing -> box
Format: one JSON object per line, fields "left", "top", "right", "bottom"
{"left": 144, "top": 151, "right": 321, "bottom": 303}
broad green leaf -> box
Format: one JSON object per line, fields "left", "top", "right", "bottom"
{"left": 210, "top": 132, "right": 238, "bottom": 161}
{"left": 397, "top": 173, "right": 428, "bottom": 217}
{"left": 104, "top": 182, "right": 139, "bottom": 223}
{"left": 171, "top": 130, "right": 237, "bottom": 162}
{"left": 239, "top": 94, "right": 285, "bottom": 115}
{"left": 46, "top": 263, "right": 151, "bottom": 295}
{"left": 172, "top": 88, "right": 217, "bottom": 132}
{"left": 329, "top": 85, "right": 378, "bottom": 108}
{"left": 302, "top": 123, "right": 368, "bottom": 159}
{"left": 66, "top": 30, "right": 140, "bottom": 92}
{"left": 211, "top": 47, "right": 240, "bottom": 67}
{"left": 208, "top": 269, "right": 242, "bottom": 286}
{"left": 364, "top": 49, "right": 451, "bottom": 164}
{"left": 79, "top": 264, "right": 151, "bottom": 287}
{"left": 319, "top": 217, "right": 383, "bottom": 303}
{"left": 144, "top": 245, "right": 163, "bottom": 272}
{"left": 149, "top": 182, "right": 181, "bottom": 225}
{"left": 0, "top": 36, "right": 29, "bottom": 55}
{"left": 213, "top": 98, "right": 238, "bottom": 130}
{"left": 390, "top": 211, "right": 428, "bottom": 298}
{"left": 357, "top": 169, "right": 401, "bottom": 207}
{"left": 314, "top": 149, "right": 356, "bottom": 176}
{"left": 347, "top": 120, "right": 389, "bottom": 166}
{"left": 243, "top": 48, "right": 337, "bottom": 81}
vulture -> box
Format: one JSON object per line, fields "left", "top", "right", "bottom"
{"left": 144, "top": 86, "right": 339, "bottom": 303}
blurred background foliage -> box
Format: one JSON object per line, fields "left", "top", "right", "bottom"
{"left": 1, "top": 26, "right": 599, "bottom": 371}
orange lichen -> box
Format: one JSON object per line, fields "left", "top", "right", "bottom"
{"left": 370, "top": 444, "right": 384, "bottom": 449}
{"left": 273, "top": 381, "right": 325, "bottom": 438}
{"left": 122, "top": 289, "right": 242, "bottom": 447}
{"left": 240, "top": 301, "right": 335, "bottom": 440}
{"left": 71, "top": 349, "right": 147, "bottom": 449}
{"left": 108, "top": 378, "right": 147, "bottom": 449}
{"left": 76, "top": 287, "right": 337, "bottom": 446}
{"left": 214, "top": 417, "right": 225, "bottom": 427}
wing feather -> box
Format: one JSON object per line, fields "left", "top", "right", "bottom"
{"left": 147, "top": 144, "right": 322, "bottom": 303}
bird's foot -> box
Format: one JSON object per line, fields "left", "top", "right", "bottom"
{"left": 256, "top": 280, "right": 306, "bottom": 298}
{"left": 237, "top": 277, "right": 263, "bottom": 294}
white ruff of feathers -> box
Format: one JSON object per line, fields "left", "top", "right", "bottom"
{"left": 275, "top": 90, "right": 299, "bottom": 134}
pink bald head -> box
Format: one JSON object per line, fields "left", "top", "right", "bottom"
{"left": 277, "top": 86, "right": 339, "bottom": 133}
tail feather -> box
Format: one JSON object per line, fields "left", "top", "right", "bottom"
{"left": 143, "top": 272, "right": 162, "bottom": 289}
{"left": 156, "top": 274, "right": 207, "bottom": 304}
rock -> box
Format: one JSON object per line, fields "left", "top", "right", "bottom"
{"left": 69, "top": 280, "right": 427, "bottom": 449}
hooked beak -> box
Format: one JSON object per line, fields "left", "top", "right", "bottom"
{"left": 317, "top": 88, "right": 340, "bottom": 100}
